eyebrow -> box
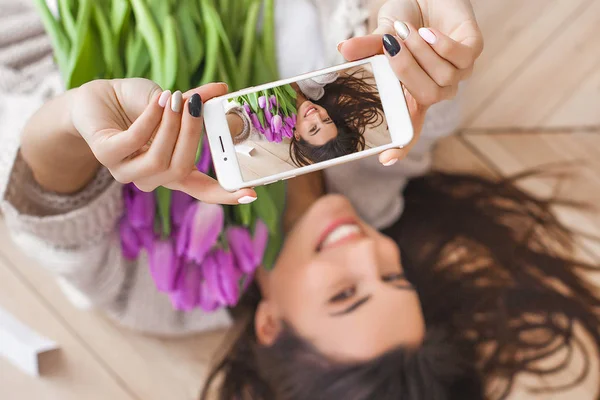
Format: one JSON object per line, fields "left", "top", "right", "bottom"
{"left": 330, "top": 295, "right": 372, "bottom": 317}
{"left": 310, "top": 120, "right": 334, "bottom": 136}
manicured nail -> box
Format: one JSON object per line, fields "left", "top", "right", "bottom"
{"left": 337, "top": 40, "right": 347, "bottom": 52}
{"left": 382, "top": 34, "right": 401, "bottom": 57}
{"left": 188, "top": 93, "right": 203, "bottom": 118}
{"left": 383, "top": 158, "right": 398, "bottom": 166}
{"left": 394, "top": 21, "right": 410, "bottom": 40}
{"left": 419, "top": 28, "right": 437, "bottom": 44}
{"left": 171, "top": 90, "right": 183, "bottom": 112}
{"left": 238, "top": 196, "right": 257, "bottom": 204}
{"left": 158, "top": 90, "right": 171, "bottom": 108}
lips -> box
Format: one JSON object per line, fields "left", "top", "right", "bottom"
{"left": 304, "top": 106, "right": 318, "bottom": 118}
{"left": 317, "top": 218, "right": 363, "bottom": 251}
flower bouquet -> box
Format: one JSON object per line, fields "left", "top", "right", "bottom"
{"left": 232, "top": 85, "right": 297, "bottom": 142}
{"left": 34, "top": 0, "right": 285, "bottom": 311}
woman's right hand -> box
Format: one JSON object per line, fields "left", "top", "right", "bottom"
{"left": 72, "top": 78, "right": 257, "bottom": 205}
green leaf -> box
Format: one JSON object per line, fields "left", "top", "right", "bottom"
{"left": 66, "top": 0, "right": 100, "bottom": 88}
{"left": 248, "top": 91, "right": 259, "bottom": 113}
{"left": 125, "top": 33, "right": 150, "bottom": 78}
{"left": 94, "top": 2, "right": 123, "bottom": 78}
{"left": 262, "top": 0, "right": 277, "bottom": 77}
{"left": 58, "top": 0, "right": 77, "bottom": 40}
{"left": 32, "top": 0, "right": 71, "bottom": 72}
{"left": 234, "top": 204, "right": 253, "bottom": 226}
{"left": 130, "top": 0, "right": 164, "bottom": 84}
{"left": 176, "top": 4, "right": 203, "bottom": 73}
{"left": 199, "top": 0, "right": 220, "bottom": 84}
{"left": 206, "top": 3, "right": 239, "bottom": 89}
{"left": 257, "top": 107, "right": 266, "bottom": 127}
{"left": 252, "top": 186, "right": 278, "bottom": 234}
{"left": 163, "top": 15, "right": 178, "bottom": 90}
{"left": 111, "top": 0, "right": 131, "bottom": 36}
{"left": 156, "top": 186, "right": 172, "bottom": 237}
{"left": 238, "top": 0, "right": 261, "bottom": 88}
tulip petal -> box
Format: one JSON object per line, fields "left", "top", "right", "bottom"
{"left": 171, "top": 191, "right": 194, "bottom": 230}
{"left": 202, "top": 250, "right": 226, "bottom": 304}
{"left": 124, "top": 184, "right": 156, "bottom": 229}
{"left": 227, "top": 227, "right": 255, "bottom": 273}
{"left": 186, "top": 203, "right": 224, "bottom": 264}
{"left": 243, "top": 104, "right": 251, "bottom": 115}
{"left": 176, "top": 202, "right": 199, "bottom": 256}
{"left": 198, "top": 280, "right": 221, "bottom": 312}
{"left": 196, "top": 138, "right": 213, "bottom": 174}
{"left": 264, "top": 126, "right": 275, "bottom": 142}
{"left": 216, "top": 250, "right": 241, "bottom": 306}
{"left": 258, "top": 96, "right": 267, "bottom": 109}
{"left": 252, "top": 220, "right": 270, "bottom": 266}
{"left": 149, "top": 239, "right": 182, "bottom": 292}
{"left": 119, "top": 217, "right": 142, "bottom": 260}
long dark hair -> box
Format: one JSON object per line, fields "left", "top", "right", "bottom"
{"left": 201, "top": 172, "right": 600, "bottom": 400}
{"left": 289, "top": 68, "right": 384, "bottom": 167}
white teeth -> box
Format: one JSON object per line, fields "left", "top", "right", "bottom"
{"left": 322, "top": 224, "right": 361, "bottom": 248}
{"left": 305, "top": 107, "right": 317, "bottom": 117}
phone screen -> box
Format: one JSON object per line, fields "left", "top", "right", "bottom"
{"left": 221, "top": 63, "right": 391, "bottom": 182}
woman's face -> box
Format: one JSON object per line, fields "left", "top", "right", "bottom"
{"left": 294, "top": 101, "right": 339, "bottom": 146}
{"left": 256, "top": 195, "right": 425, "bottom": 362}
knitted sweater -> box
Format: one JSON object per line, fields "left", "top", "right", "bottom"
{"left": 0, "top": 0, "right": 459, "bottom": 335}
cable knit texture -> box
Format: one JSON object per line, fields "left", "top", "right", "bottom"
{"left": 0, "top": 0, "right": 460, "bottom": 335}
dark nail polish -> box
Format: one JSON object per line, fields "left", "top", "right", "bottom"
{"left": 189, "top": 93, "right": 203, "bottom": 118}
{"left": 383, "top": 34, "right": 401, "bottom": 57}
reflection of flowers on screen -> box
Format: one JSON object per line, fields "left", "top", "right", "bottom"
{"left": 230, "top": 85, "right": 298, "bottom": 143}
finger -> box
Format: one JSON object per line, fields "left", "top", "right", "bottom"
{"left": 339, "top": 34, "right": 384, "bottom": 61}
{"left": 167, "top": 171, "right": 257, "bottom": 205}
{"left": 396, "top": 21, "right": 460, "bottom": 88}
{"left": 382, "top": 34, "right": 455, "bottom": 106}
{"left": 378, "top": 148, "right": 407, "bottom": 166}
{"left": 113, "top": 91, "right": 185, "bottom": 184}
{"left": 182, "top": 82, "right": 229, "bottom": 99}
{"left": 99, "top": 89, "right": 167, "bottom": 164}
{"left": 417, "top": 27, "right": 479, "bottom": 70}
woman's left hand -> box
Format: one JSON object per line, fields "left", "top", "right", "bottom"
{"left": 338, "top": 0, "right": 483, "bottom": 166}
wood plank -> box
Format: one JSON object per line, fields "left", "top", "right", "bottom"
{"left": 0, "top": 222, "right": 227, "bottom": 400}
{"left": 0, "top": 254, "right": 134, "bottom": 400}
{"left": 464, "top": 133, "right": 600, "bottom": 262}
{"left": 543, "top": 63, "right": 600, "bottom": 128}
{"left": 465, "top": 0, "right": 600, "bottom": 129}
{"left": 463, "top": 0, "right": 592, "bottom": 126}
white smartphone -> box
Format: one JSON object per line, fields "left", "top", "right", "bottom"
{"left": 203, "top": 55, "right": 413, "bottom": 192}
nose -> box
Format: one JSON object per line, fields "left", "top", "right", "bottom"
{"left": 326, "top": 238, "right": 382, "bottom": 278}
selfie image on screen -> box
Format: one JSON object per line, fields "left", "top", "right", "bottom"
{"left": 223, "top": 63, "right": 391, "bottom": 182}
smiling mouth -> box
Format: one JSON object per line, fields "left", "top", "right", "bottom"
{"left": 317, "top": 219, "right": 364, "bottom": 251}
{"left": 304, "top": 106, "right": 318, "bottom": 118}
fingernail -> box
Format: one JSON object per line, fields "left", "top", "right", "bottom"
{"left": 383, "top": 158, "right": 398, "bottom": 167}
{"left": 171, "top": 90, "right": 183, "bottom": 112}
{"left": 188, "top": 93, "right": 203, "bottom": 118}
{"left": 337, "top": 40, "right": 347, "bottom": 52}
{"left": 158, "top": 90, "right": 171, "bottom": 108}
{"left": 419, "top": 28, "right": 437, "bottom": 44}
{"left": 382, "top": 34, "right": 401, "bottom": 57}
{"left": 394, "top": 21, "right": 410, "bottom": 40}
{"left": 238, "top": 196, "right": 257, "bottom": 204}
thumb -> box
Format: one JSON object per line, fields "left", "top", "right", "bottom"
{"left": 372, "top": 0, "right": 422, "bottom": 35}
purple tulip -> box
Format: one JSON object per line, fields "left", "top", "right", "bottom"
{"left": 265, "top": 105, "right": 273, "bottom": 125}
{"left": 282, "top": 124, "right": 294, "bottom": 139}
{"left": 243, "top": 104, "right": 251, "bottom": 114}
{"left": 250, "top": 112, "right": 263, "bottom": 132}
{"left": 196, "top": 139, "right": 213, "bottom": 174}
{"left": 271, "top": 115, "right": 283, "bottom": 134}
{"left": 284, "top": 116, "right": 294, "bottom": 129}
{"left": 201, "top": 250, "right": 226, "bottom": 305}
{"left": 252, "top": 220, "right": 269, "bottom": 266}
{"left": 171, "top": 191, "right": 194, "bottom": 230}
{"left": 264, "top": 126, "right": 275, "bottom": 142}
{"left": 269, "top": 95, "right": 278, "bottom": 108}
{"left": 258, "top": 96, "right": 267, "bottom": 109}
{"left": 226, "top": 227, "right": 257, "bottom": 273}
{"left": 119, "top": 216, "right": 142, "bottom": 260}
{"left": 273, "top": 127, "right": 283, "bottom": 143}
{"left": 215, "top": 249, "right": 240, "bottom": 306}
{"left": 176, "top": 201, "right": 224, "bottom": 265}
{"left": 123, "top": 184, "right": 156, "bottom": 229}
{"left": 291, "top": 113, "right": 297, "bottom": 125}
{"left": 198, "top": 279, "right": 220, "bottom": 312}
{"left": 149, "top": 238, "right": 182, "bottom": 292}
{"left": 169, "top": 262, "right": 202, "bottom": 311}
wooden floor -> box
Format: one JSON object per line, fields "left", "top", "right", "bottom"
{"left": 1, "top": 1, "right": 599, "bottom": 399}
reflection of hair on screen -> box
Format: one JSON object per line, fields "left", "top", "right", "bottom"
{"left": 224, "top": 64, "right": 391, "bottom": 182}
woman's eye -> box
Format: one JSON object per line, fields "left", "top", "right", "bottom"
{"left": 383, "top": 273, "right": 405, "bottom": 283}
{"left": 329, "top": 287, "right": 356, "bottom": 303}
{"left": 310, "top": 126, "right": 316, "bottom": 132}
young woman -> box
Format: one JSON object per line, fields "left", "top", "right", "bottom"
{"left": 201, "top": 172, "right": 600, "bottom": 400}
{"left": 225, "top": 68, "right": 385, "bottom": 167}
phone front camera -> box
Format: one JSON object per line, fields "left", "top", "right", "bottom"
{"left": 224, "top": 157, "right": 228, "bottom": 162}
